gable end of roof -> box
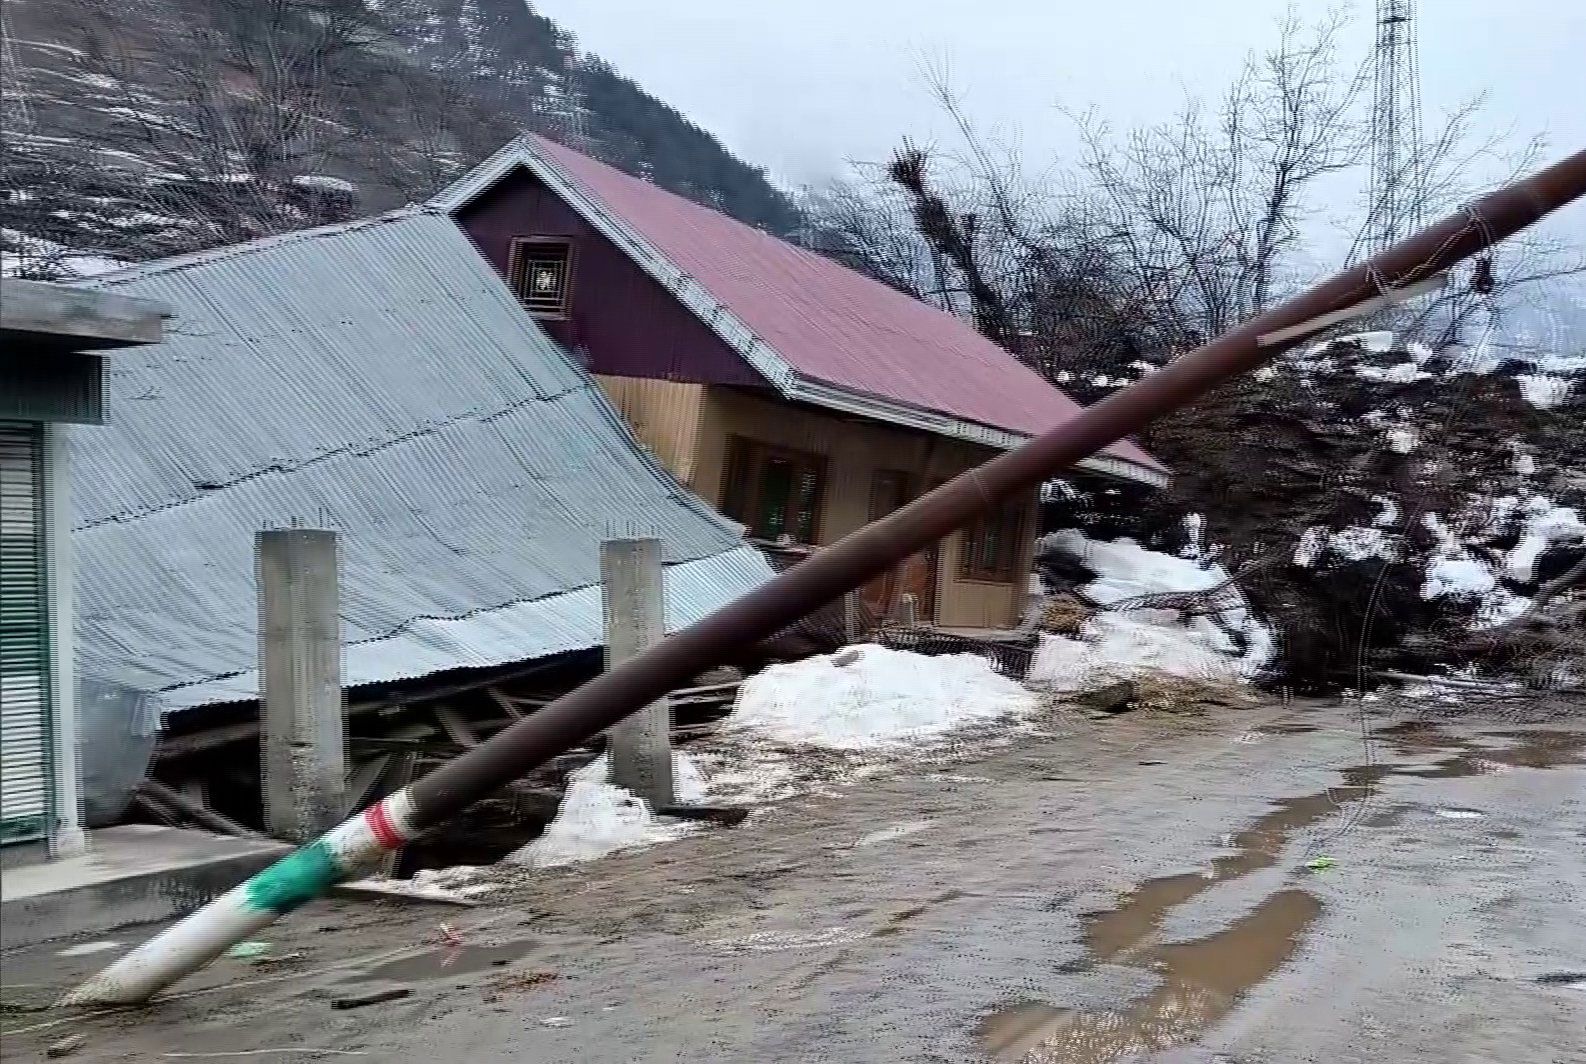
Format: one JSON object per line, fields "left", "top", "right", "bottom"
{"left": 430, "top": 139, "right": 1168, "bottom": 489}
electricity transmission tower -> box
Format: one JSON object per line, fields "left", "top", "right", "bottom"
{"left": 1366, "top": 0, "right": 1424, "bottom": 253}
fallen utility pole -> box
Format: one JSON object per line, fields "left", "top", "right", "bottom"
{"left": 65, "top": 149, "right": 1586, "bottom": 1006}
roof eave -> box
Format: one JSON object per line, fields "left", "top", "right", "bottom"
{"left": 789, "top": 375, "right": 1169, "bottom": 488}
{"left": 432, "top": 140, "right": 1170, "bottom": 491}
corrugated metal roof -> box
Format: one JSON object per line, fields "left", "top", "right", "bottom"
{"left": 70, "top": 210, "right": 773, "bottom": 714}
{"left": 432, "top": 136, "right": 1167, "bottom": 484}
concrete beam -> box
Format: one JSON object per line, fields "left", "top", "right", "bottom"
{"left": 43, "top": 424, "right": 87, "bottom": 857}
{"left": 1, "top": 279, "right": 167, "bottom": 350}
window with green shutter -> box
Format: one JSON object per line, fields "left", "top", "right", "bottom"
{"left": 0, "top": 421, "right": 52, "bottom": 844}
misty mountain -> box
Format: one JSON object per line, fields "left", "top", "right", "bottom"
{"left": 1, "top": 0, "right": 801, "bottom": 274}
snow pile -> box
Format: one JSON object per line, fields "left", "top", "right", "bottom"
{"left": 1029, "top": 612, "right": 1241, "bottom": 692}
{"left": 506, "top": 753, "right": 708, "bottom": 869}
{"left": 1038, "top": 530, "right": 1275, "bottom": 676}
{"left": 725, "top": 645, "right": 1036, "bottom": 749}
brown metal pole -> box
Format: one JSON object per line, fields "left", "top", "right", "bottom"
{"left": 407, "top": 148, "right": 1586, "bottom": 826}
{"left": 64, "top": 149, "right": 1586, "bottom": 1007}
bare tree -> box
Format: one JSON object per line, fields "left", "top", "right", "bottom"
{"left": 796, "top": 174, "right": 941, "bottom": 303}
{"left": 1060, "top": 12, "right": 1366, "bottom": 347}
{"left": 797, "top": 10, "right": 1586, "bottom": 685}
{"left": 3, "top": 0, "right": 488, "bottom": 265}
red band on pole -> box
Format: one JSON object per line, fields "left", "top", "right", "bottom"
{"left": 364, "top": 801, "right": 404, "bottom": 850}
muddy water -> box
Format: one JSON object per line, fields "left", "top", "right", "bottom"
{"left": 1082, "top": 781, "right": 1373, "bottom": 963}
{"left": 1373, "top": 725, "right": 1586, "bottom": 778}
{"left": 979, "top": 891, "right": 1321, "bottom": 1063}
{"left": 979, "top": 783, "right": 1350, "bottom": 1062}
{"left": 346, "top": 940, "right": 537, "bottom": 982}
{"left": 979, "top": 724, "right": 1585, "bottom": 1062}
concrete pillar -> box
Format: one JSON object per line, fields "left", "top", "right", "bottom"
{"left": 600, "top": 539, "right": 673, "bottom": 807}
{"left": 42, "top": 423, "right": 86, "bottom": 858}
{"left": 257, "top": 529, "right": 345, "bottom": 842}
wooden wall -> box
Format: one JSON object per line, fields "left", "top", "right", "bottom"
{"left": 594, "top": 375, "right": 708, "bottom": 483}
{"left": 692, "top": 387, "right": 1035, "bottom": 630}
{"left": 455, "top": 170, "right": 763, "bottom": 387}
{"left": 589, "top": 377, "right": 1035, "bottom": 628}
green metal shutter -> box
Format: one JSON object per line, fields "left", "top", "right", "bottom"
{"left": 1, "top": 420, "right": 51, "bottom": 843}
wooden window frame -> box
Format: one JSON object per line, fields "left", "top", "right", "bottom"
{"left": 958, "top": 498, "right": 1027, "bottom": 584}
{"left": 868, "top": 469, "right": 913, "bottom": 522}
{"left": 506, "top": 236, "right": 576, "bottom": 319}
{"left": 718, "top": 435, "right": 828, "bottom": 546}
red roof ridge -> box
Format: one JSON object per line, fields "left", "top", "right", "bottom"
{"left": 432, "top": 134, "right": 1167, "bottom": 485}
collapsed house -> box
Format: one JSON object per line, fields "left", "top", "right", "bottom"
{"left": 66, "top": 209, "right": 775, "bottom": 816}
{"left": 430, "top": 135, "right": 1168, "bottom": 631}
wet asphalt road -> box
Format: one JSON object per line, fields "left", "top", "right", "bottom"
{"left": 4, "top": 698, "right": 1583, "bottom": 1063}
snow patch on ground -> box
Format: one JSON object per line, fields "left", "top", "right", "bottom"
{"left": 1029, "top": 613, "right": 1240, "bottom": 691}
{"left": 1415, "top": 492, "right": 1582, "bottom": 628}
{"left": 293, "top": 174, "right": 358, "bottom": 193}
{"left": 2, "top": 228, "right": 127, "bottom": 277}
{"left": 1357, "top": 360, "right": 1433, "bottom": 383}
{"left": 725, "top": 646, "right": 1036, "bottom": 750}
{"left": 1423, "top": 554, "right": 1497, "bottom": 600}
{"left": 505, "top": 753, "right": 708, "bottom": 869}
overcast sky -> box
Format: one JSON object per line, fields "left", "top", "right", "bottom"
{"left": 536, "top": 0, "right": 1584, "bottom": 196}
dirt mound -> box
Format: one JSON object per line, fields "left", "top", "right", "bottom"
{"left": 1044, "top": 339, "right": 1586, "bottom": 690}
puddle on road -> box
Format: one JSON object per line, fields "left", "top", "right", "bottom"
{"left": 980, "top": 890, "right": 1320, "bottom": 1063}
{"left": 981, "top": 784, "right": 1352, "bottom": 1062}
{"left": 1373, "top": 725, "right": 1586, "bottom": 774}
{"left": 1259, "top": 723, "right": 1320, "bottom": 735}
{"left": 1083, "top": 782, "right": 1371, "bottom": 962}
{"left": 346, "top": 939, "right": 537, "bottom": 982}
{"left": 979, "top": 726, "right": 1585, "bottom": 1062}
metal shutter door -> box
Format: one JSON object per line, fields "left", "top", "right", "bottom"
{"left": 0, "top": 421, "right": 50, "bottom": 843}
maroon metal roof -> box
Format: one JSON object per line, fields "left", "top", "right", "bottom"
{"left": 529, "top": 136, "right": 1164, "bottom": 475}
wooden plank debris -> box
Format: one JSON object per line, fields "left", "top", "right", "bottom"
{"left": 343, "top": 754, "right": 393, "bottom": 816}
{"left": 433, "top": 703, "right": 479, "bottom": 748}
{"left": 137, "top": 779, "right": 259, "bottom": 838}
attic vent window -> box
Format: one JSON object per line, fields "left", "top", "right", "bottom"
{"left": 509, "top": 237, "right": 574, "bottom": 318}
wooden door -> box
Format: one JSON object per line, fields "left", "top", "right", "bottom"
{"left": 860, "top": 471, "right": 938, "bottom": 624}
